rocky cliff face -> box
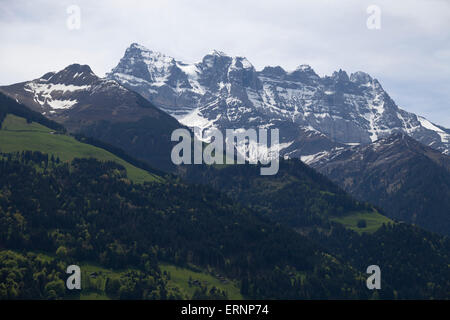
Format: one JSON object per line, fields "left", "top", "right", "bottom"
{"left": 108, "top": 43, "right": 450, "bottom": 158}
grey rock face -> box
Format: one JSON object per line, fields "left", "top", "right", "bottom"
{"left": 108, "top": 43, "right": 450, "bottom": 158}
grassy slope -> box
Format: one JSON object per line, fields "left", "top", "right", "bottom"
{"left": 331, "top": 211, "right": 393, "bottom": 234}
{"left": 0, "top": 114, "right": 160, "bottom": 183}
{"left": 16, "top": 251, "right": 241, "bottom": 300}
{"left": 78, "top": 263, "right": 242, "bottom": 300}
{"left": 160, "top": 264, "right": 243, "bottom": 300}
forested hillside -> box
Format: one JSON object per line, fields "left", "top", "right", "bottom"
{"left": 178, "top": 159, "right": 379, "bottom": 229}
{"left": 0, "top": 153, "right": 448, "bottom": 299}
{"left": 178, "top": 162, "right": 450, "bottom": 299}
{"left": 0, "top": 154, "right": 371, "bottom": 299}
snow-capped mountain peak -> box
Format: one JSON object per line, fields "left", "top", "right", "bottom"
{"left": 349, "top": 71, "right": 373, "bottom": 85}
{"left": 210, "top": 49, "right": 229, "bottom": 57}
{"left": 260, "top": 66, "right": 287, "bottom": 78}
{"left": 45, "top": 64, "right": 98, "bottom": 86}
{"left": 107, "top": 43, "right": 450, "bottom": 157}
{"left": 295, "top": 64, "right": 313, "bottom": 71}
{"left": 0, "top": 63, "right": 149, "bottom": 125}
{"left": 10, "top": 64, "right": 99, "bottom": 112}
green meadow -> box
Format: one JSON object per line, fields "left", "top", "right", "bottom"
{"left": 331, "top": 211, "right": 393, "bottom": 234}
{"left": 160, "top": 264, "right": 243, "bottom": 300}
{"left": 0, "top": 114, "right": 160, "bottom": 183}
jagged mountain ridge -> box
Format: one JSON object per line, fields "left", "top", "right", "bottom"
{"left": 107, "top": 43, "right": 450, "bottom": 158}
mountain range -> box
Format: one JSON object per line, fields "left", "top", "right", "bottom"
{"left": 2, "top": 43, "right": 449, "bottom": 165}
{"left": 107, "top": 43, "right": 450, "bottom": 159}
{"left": 1, "top": 43, "right": 449, "bottom": 235}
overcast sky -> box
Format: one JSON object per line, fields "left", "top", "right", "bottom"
{"left": 1, "top": 0, "right": 449, "bottom": 127}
